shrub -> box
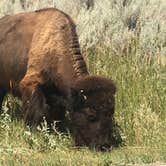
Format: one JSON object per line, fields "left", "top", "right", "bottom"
{"left": 0, "top": 0, "right": 166, "bottom": 56}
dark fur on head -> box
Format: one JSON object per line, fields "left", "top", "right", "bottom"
{"left": 73, "top": 75, "right": 116, "bottom": 95}
{"left": 70, "top": 75, "right": 117, "bottom": 149}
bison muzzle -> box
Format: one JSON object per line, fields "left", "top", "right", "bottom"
{"left": 0, "top": 8, "right": 116, "bottom": 150}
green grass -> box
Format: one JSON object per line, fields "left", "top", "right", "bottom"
{"left": 0, "top": 50, "right": 166, "bottom": 165}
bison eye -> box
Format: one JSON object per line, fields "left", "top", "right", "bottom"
{"left": 84, "top": 107, "right": 97, "bottom": 122}
{"left": 87, "top": 114, "right": 97, "bottom": 122}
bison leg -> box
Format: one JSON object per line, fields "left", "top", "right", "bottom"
{"left": 40, "top": 82, "right": 67, "bottom": 131}
{"left": 47, "top": 96, "right": 66, "bottom": 131}
{"left": 0, "top": 89, "right": 6, "bottom": 112}
{"left": 19, "top": 75, "right": 48, "bottom": 127}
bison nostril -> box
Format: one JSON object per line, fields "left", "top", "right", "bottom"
{"left": 99, "top": 143, "right": 111, "bottom": 151}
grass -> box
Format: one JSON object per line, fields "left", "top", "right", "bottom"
{"left": 0, "top": 50, "right": 166, "bottom": 165}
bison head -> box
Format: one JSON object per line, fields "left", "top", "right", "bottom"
{"left": 70, "top": 76, "right": 116, "bottom": 150}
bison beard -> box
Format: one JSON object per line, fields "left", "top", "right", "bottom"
{"left": 0, "top": 8, "right": 117, "bottom": 150}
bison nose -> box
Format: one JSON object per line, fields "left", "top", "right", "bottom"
{"left": 98, "top": 143, "right": 111, "bottom": 151}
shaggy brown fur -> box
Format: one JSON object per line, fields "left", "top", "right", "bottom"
{"left": 0, "top": 8, "right": 116, "bottom": 150}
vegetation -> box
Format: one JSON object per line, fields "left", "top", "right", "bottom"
{"left": 0, "top": 52, "right": 165, "bottom": 165}
{"left": 0, "top": 0, "right": 166, "bottom": 165}
{"left": 0, "top": 0, "right": 166, "bottom": 56}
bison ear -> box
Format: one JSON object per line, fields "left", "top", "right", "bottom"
{"left": 70, "top": 88, "right": 86, "bottom": 111}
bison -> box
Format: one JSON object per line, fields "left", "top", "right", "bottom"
{"left": 0, "top": 8, "right": 116, "bottom": 150}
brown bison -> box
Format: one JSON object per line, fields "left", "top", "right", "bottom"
{"left": 0, "top": 8, "right": 116, "bottom": 150}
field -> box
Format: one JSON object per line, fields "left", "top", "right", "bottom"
{"left": 0, "top": 0, "right": 166, "bottom": 165}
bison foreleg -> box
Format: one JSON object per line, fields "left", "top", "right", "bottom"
{"left": 20, "top": 76, "right": 49, "bottom": 127}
